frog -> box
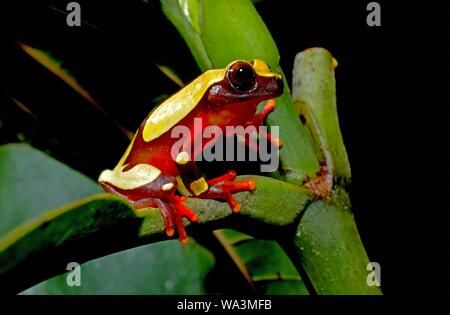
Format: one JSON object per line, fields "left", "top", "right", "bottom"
{"left": 99, "top": 59, "right": 284, "bottom": 243}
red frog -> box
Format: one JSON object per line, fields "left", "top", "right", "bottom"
{"left": 99, "top": 59, "right": 283, "bottom": 243}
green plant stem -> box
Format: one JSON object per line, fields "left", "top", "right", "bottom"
{"left": 286, "top": 49, "right": 381, "bottom": 294}
{"left": 292, "top": 48, "right": 351, "bottom": 183}
{"left": 279, "top": 188, "right": 382, "bottom": 294}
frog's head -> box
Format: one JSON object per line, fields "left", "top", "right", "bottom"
{"left": 207, "top": 59, "right": 284, "bottom": 105}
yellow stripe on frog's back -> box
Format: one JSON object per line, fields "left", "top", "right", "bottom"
{"left": 142, "top": 69, "right": 226, "bottom": 142}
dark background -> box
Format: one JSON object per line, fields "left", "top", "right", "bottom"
{"left": 1, "top": 0, "right": 449, "bottom": 295}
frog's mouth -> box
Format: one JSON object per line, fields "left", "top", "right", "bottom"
{"left": 247, "top": 74, "right": 284, "bottom": 104}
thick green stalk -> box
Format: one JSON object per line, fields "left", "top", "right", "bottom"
{"left": 292, "top": 48, "right": 351, "bottom": 183}
{"left": 280, "top": 188, "right": 381, "bottom": 294}
{"left": 286, "top": 49, "right": 381, "bottom": 294}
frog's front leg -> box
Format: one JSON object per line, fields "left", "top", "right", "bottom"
{"left": 231, "top": 99, "right": 282, "bottom": 151}
{"left": 247, "top": 99, "right": 277, "bottom": 127}
{"left": 175, "top": 152, "right": 256, "bottom": 213}
{"left": 201, "top": 170, "right": 256, "bottom": 212}
{"left": 99, "top": 165, "right": 198, "bottom": 243}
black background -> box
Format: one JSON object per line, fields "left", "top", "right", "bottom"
{"left": 1, "top": 0, "right": 449, "bottom": 295}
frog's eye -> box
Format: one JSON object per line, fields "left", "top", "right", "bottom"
{"left": 227, "top": 61, "right": 256, "bottom": 92}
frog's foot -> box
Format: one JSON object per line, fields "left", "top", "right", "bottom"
{"left": 134, "top": 196, "right": 198, "bottom": 244}
{"left": 199, "top": 170, "right": 256, "bottom": 213}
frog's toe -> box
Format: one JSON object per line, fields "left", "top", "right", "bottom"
{"left": 132, "top": 196, "right": 197, "bottom": 243}
{"left": 200, "top": 172, "right": 256, "bottom": 214}
{"left": 169, "top": 196, "right": 198, "bottom": 244}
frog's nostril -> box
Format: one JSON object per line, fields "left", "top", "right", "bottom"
{"left": 275, "top": 77, "right": 284, "bottom": 95}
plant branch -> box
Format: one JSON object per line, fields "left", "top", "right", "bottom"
{"left": 292, "top": 48, "right": 351, "bottom": 184}
{"left": 279, "top": 188, "right": 382, "bottom": 294}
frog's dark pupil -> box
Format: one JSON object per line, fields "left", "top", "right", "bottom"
{"left": 228, "top": 62, "right": 255, "bottom": 91}
{"left": 237, "top": 67, "right": 254, "bottom": 82}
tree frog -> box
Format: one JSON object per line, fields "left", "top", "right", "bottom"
{"left": 99, "top": 59, "right": 283, "bottom": 243}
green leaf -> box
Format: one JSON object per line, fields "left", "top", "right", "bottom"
{"left": 217, "top": 229, "right": 309, "bottom": 294}
{"left": 21, "top": 239, "right": 214, "bottom": 295}
{"left": 177, "top": 0, "right": 201, "bottom": 34}
{"left": 198, "top": 0, "right": 280, "bottom": 68}
{"left": 160, "top": 0, "right": 320, "bottom": 183}
{"left": 161, "top": 0, "right": 212, "bottom": 71}
{"left": 0, "top": 144, "right": 312, "bottom": 293}
{"left": 0, "top": 143, "right": 102, "bottom": 237}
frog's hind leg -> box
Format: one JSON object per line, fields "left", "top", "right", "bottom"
{"left": 171, "top": 196, "right": 199, "bottom": 243}
{"left": 100, "top": 172, "right": 198, "bottom": 243}
{"left": 134, "top": 195, "right": 198, "bottom": 244}
{"left": 134, "top": 197, "right": 176, "bottom": 238}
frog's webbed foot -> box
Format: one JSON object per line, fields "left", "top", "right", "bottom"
{"left": 199, "top": 170, "right": 256, "bottom": 213}
{"left": 134, "top": 196, "right": 198, "bottom": 244}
